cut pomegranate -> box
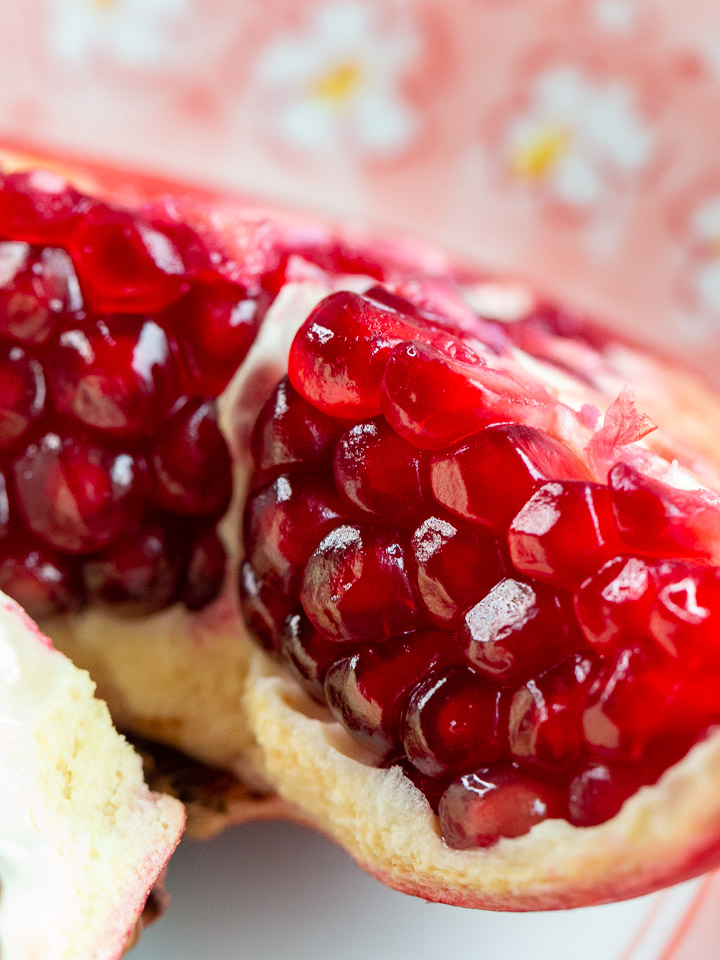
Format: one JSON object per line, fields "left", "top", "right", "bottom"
{"left": 6, "top": 150, "right": 720, "bottom": 917}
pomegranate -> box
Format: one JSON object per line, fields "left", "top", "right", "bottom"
{"left": 5, "top": 146, "right": 720, "bottom": 917}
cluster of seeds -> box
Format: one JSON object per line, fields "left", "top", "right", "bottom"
{"left": 241, "top": 287, "right": 720, "bottom": 849}
{"left": 0, "top": 170, "right": 273, "bottom": 619}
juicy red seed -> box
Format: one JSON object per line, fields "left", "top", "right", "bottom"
{"left": 279, "top": 612, "right": 349, "bottom": 703}
{"left": 402, "top": 664, "right": 506, "bottom": 778}
{"left": 150, "top": 399, "right": 232, "bottom": 516}
{"left": 431, "top": 424, "right": 590, "bottom": 531}
{"left": 439, "top": 766, "right": 566, "bottom": 849}
{"left": 411, "top": 515, "right": 506, "bottom": 627}
{"left": 0, "top": 538, "right": 83, "bottom": 619}
{"left": 380, "top": 340, "right": 499, "bottom": 450}
{"left": 12, "top": 433, "right": 147, "bottom": 554}
{"left": 244, "top": 475, "right": 345, "bottom": 593}
{"left": 0, "top": 344, "right": 45, "bottom": 451}
{"left": 288, "top": 290, "right": 417, "bottom": 418}
{"left": 567, "top": 760, "right": 655, "bottom": 827}
{"left": 509, "top": 481, "right": 626, "bottom": 591}
{"left": 48, "top": 315, "right": 179, "bottom": 437}
{"left": 70, "top": 204, "right": 189, "bottom": 313}
{"left": 239, "top": 562, "right": 294, "bottom": 653}
{"left": 301, "top": 524, "right": 423, "bottom": 641}
{"left": 181, "top": 526, "right": 226, "bottom": 611}
{"left": 581, "top": 646, "right": 707, "bottom": 763}
{"left": 251, "top": 376, "right": 343, "bottom": 477}
{"left": 333, "top": 418, "right": 428, "bottom": 519}
{"left": 0, "top": 171, "right": 88, "bottom": 244}
{"left": 170, "top": 282, "right": 270, "bottom": 397}
{"left": 0, "top": 243, "right": 81, "bottom": 345}
{"left": 508, "top": 654, "right": 599, "bottom": 773}
{"left": 461, "top": 578, "right": 584, "bottom": 682}
{"left": 324, "top": 631, "right": 463, "bottom": 755}
{"left": 609, "top": 461, "right": 720, "bottom": 561}
{"left": 83, "top": 524, "right": 180, "bottom": 612}
{"left": 574, "top": 556, "right": 656, "bottom": 651}
{"left": 644, "top": 560, "right": 720, "bottom": 671}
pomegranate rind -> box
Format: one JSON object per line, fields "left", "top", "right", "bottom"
{"left": 7, "top": 145, "right": 720, "bottom": 910}
{"left": 0, "top": 592, "right": 185, "bottom": 959}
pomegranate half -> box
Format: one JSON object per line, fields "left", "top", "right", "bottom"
{"left": 3, "top": 144, "right": 720, "bottom": 911}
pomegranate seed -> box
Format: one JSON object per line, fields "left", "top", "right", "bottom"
{"left": 333, "top": 418, "right": 428, "bottom": 519}
{"left": 582, "top": 646, "right": 706, "bottom": 764}
{"left": 0, "top": 243, "right": 81, "bottom": 345}
{"left": 150, "top": 399, "right": 232, "bottom": 516}
{"left": 239, "top": 562, "right": 294, "bottom": 653}
{"left": 12, "top": 433, "right": 147, "bottom": 554}
{"left": 0, "top": 344, "right": 45, "bottom": 451}
{"left": 411, "top": 515, "right": 506, "bottom": 627}
{"left": 610, "top": 462, "right": 720, "bottom": 561}
{"left": 244, "top": 475, "right": 345, "bottom": 593}
{"left": 288, "top": 291, "right": 418, "bottom": 418}
{"left": 461, "top": 578, "right": 584, "bottom": 682}
{"left": 509, "top": 481, "right": 626, "bottom": 591}
{"left": 0, "top": 171, "right": 88, "bottom": 244}
{"left": 645, "top": 560, "right": 720, "bottom": 670}
{"left": 431, "top": 424, "right": 589, "bottom": 531}
{"left": 574, "top": 556, "right": 656, "bottom": 652}
{"left": 182, "top": 526, "right": 226, "bottom": 611}
{"left": 567, "top": 760, "right": 655, "bottom": 827}
{"left": 251, "top": 376, "right": 343, "bottom": 477}
{"left": 301, "top": 525, "right": 423, "bottom": 641}
{"left": 0, "top": 538, "right": 83, "bottom": 619}
{"left": 381, "top": 340, "right": 502, "bottom": 450}
{"left": 83, "top": 524, "right": 180, "bottom": 612}
{"left": 48, "top": 315, "right": 179, "bottom": 437}
{"left": 279, "top": 612, "right": 348, "bottom": 703}
{"left": 324, "top": 631, "right": 462, "bottom": 755}
{"left": 508, "top": 654, "right": 599, "bottom": 773}
{"left": 170, "top": 282, "right": 270, "bottom": 396}
{"left": 439, "top": 766, "right": 566, "bottom": 849}
{"left": 70, "top": 204, "right": 189, "bottom": 313}
{"left": 402, "top": 664, "right": 506, "bottom": 778}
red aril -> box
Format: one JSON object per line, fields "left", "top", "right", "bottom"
{"left": 402, "top": 665, "right": 507, "bottom": 778}
{"left": 49, "top": 315, "right": 179, "bottom": 437}
{"left": 430, "top": 424, "right": 590, "bottom": 531}
{"left": 12, "top": 433, "right": 148, "bottom": 554}
{"left": 0, "top": 536, "right": 83, "bottom": 619}
{"left": 439, "top": 766, "right": 566, "bottom": 850}
{"left": 0, "top": 344, "right": 45, "bottom": 450}
{"left": 0, "top": 170, "right": 89, "bottom": 244}
{"left": 0, "top": 242, "right": 81, "bottom": 345}
{"left": 69, "top": 203, "right": 190, "bottom": 313}
{"left": 509, "top": 481, "right": 626, "bottom": 590}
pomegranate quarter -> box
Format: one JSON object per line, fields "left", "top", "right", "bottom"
{"left": 4, "top": 148, "right": 720, "bottom": 924}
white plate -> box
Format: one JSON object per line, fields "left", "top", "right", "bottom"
{"left": 131, "top": 820, "right": 697, "bottom": 960}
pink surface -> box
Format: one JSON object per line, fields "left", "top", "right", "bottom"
{"left": 3, "top": 0, "right": 720, "bottom": 380}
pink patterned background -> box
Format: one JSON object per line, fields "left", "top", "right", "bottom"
{"left": 3, "top": 1, "right": 720, "bottom": 954}
{"left": 2, "top": 0, "right": 720, "bottom": 381}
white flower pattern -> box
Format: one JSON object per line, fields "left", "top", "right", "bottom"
{"left": 45, "top": 0, "right": 196, "bottom": 69}
{"left": 251, "top": 1, "right": 421, "bottom": 160}
{"left": 505, "top": 66, "right": 654, "bottom": 210}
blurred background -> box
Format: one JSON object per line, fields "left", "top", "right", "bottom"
{"left": 1, "top": 0, "right": 720, "bottom": 379}
{"left": 2, "top": 1, "right": 720, "bottom": 957}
